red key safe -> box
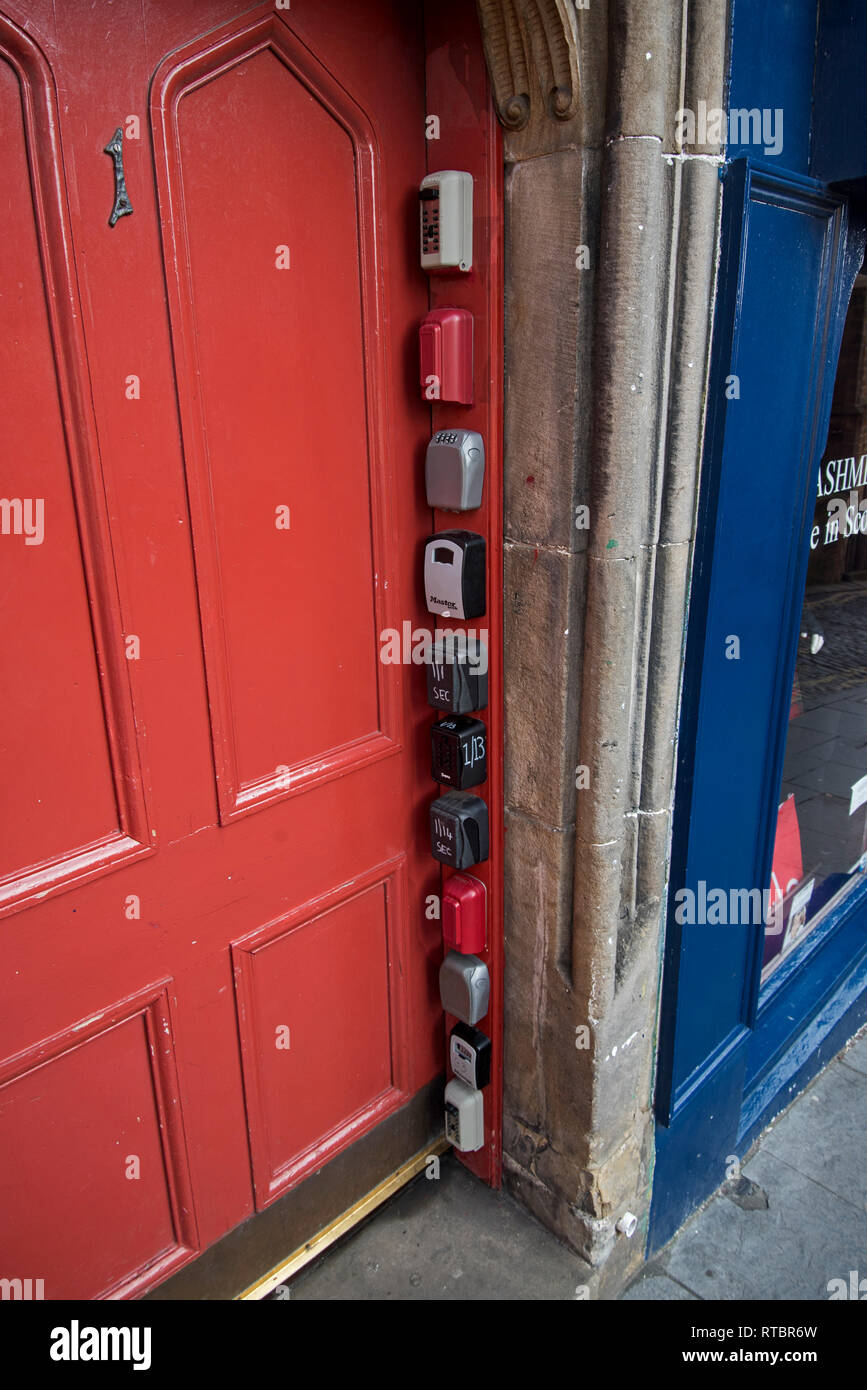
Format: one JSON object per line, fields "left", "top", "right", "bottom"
{"left": 442, "top": 872, "right": 486, "bottom": 954}
{"left": 420, "top": 306, "right": 474, "bottom": 404}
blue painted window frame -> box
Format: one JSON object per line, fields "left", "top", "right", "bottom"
{"left": 650, "top": 159, "right": 867, "bottom": 1249}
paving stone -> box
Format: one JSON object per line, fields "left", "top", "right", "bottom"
{"left": 621, "top": 1271, "right": 698, "bottom": 1300}
{"left": 794, "top": 792, "right": 853, "bottom": 838}
{"left": 821, "top": 736, "right": 867, "bottom": 769}
{"left": 286, "top": 1156, "right": 586, "bottom": 1302}
{"left": 824, "top": 697, "right": 867, "bottom": 717}
{"left": 796, "top": 707, "right": 867, "bottom": 740}
{"left": 781, "top": 746, "right": 835, "bottom": 779}
{"left": 761, "top": 1062, "right": 867, "bottom": 1211}
{"left": 791, "top": 758, "right": 867, "bottom": 799}
{"left": 783, "top": 724, "right": 836, "bottom": 755}
{"left": 840, "top": 1026, "right": 867, "bottom": 1076}
{"left": 664, "top": 1148, "right": 867, "bottom": 1300}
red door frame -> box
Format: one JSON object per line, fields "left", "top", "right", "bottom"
{"left": 425, "top": 0, "right": 504, "bottom": 1188}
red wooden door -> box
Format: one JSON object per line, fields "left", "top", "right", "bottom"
{"left": 0, "top": 0, "right": 456, "bottom": 1298}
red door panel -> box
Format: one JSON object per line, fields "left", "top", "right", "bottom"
{"left": 233, "top": 858, "right": 410, "bottom": 1207}
{"left": 0, "top": 986, "right": 196, "bottom": 1299}
{"left": 0, "top": 0, "right": 501, "bottom": 1297}
{"left": 1, "top": 49, "right": 118, "bottom": 870}
{"left": 150, "top": 17, "right": 402, "bottom": 819}
{"left": 0, "top": 23, "right": 150, "bottom": 912}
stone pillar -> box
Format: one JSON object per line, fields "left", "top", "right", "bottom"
{"left": 476, "top": 0, "right": 728, "bottom": 1294}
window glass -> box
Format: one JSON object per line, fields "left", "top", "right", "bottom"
{"left": 764, "top": 272, "right": 867, "bottom": 977}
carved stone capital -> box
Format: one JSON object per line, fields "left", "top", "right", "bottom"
{"left": 475, "top": 0, "right": 580, "bottom": 131}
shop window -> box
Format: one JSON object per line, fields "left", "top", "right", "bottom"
{"left": 764, "top": 267, "right": 867, "bottom": 977}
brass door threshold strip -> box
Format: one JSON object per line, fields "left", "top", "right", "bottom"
{"left": 239, "top": 1139, "right": 450, "bottom": 1299}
